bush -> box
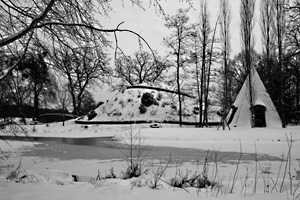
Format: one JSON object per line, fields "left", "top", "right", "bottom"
{"left": 128, "top": 112, "right": 134, "bottom": 118}
{"left": 137, "top": 91, "right": 142, "bottom": 98}
{"left": 156, "top": 92, "right": 163, "bottom": 101}
{"left": 139, "top": 104, "right": 147, "bottom": 114}
{"left": 87, "top": 110, "right": 97, "bottom": 120}
{"left": 193, "top": 107, "right": 200, "bottom": 114}
{"left": 182, "top": 112, "right": 191, "bottom": 117}
{"left": 116, "top": 125, "right": 148, "bottom": 179}
{"left": 171, "top": 104, "right": 177, "bottom": 110}
{"left": 150, "top": 109, "right": 157, "bottom": 116}
{"left": 161, "top": 101, "right": 170, "bottom": 107}
{"left": 112, "top": 111, "right": 122, "bottom": 116}
{"left": 141, "top": 92, "right": 155, "bottom": 107}
{"left": 119, "top": 99, "right": 125, "bottom": 108}
{"left": 153, "top": 99, "right": 159, "bottom": 106}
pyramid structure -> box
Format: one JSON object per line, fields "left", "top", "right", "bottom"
{"left": 226, "top": 67, "right": 282, "bottom": 128}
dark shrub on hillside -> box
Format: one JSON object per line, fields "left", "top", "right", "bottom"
{"left": 119, "top": 99, "right": 125, "bottom": 108}
{"left": 171, "top": 104, "right": 177, "bottom": 110}
{"left": 156, "top": 92, "right": 163, "bottom": 101}
{"left": 153, "top": 100, "right": 159, "bottom": 106}
{"left": 139, "top": 104, "right": 147, "bottom": 114}
{"left": 141, "top": 92, "right": 155, "bottom": 107}
{"left": 97, "top": 101, "right": 104, "bottom": 107}
{"left": 112, "top": 111, "right": 122, "bottom": 116}
{"left": 87, "top": 110, "right": 97, "bottom": 120}
{"left": 137, "top": 91, "right": 142, "bottom": 98}
{"left": 193, "top": 107, "right": 200, "bottom": 114}
{"left": 161, "top": 101, "right": 170, "bottom": 107}
{"left": 193, "top": 110, "right": 199, "bottom": 115}
{"left": 182, "top": 112, "right": 191, "bottom": 117}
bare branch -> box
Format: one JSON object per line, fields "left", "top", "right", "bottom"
{"left": 0, "top": 0, "right": 56, "bottom": 47}
{"left": 0, "top": 31, "right": 34, "bottom": 81}
{"left": 34, "top": 21, "right": 155, "bottom": 55}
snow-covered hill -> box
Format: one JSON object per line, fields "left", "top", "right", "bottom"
{"left": 83, "top": 86, "right": 220, "bottom": 123}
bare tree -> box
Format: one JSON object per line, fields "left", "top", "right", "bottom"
{"left": 51, "top": 44, "right": 110, "bottom": 115}
{"left": 198, "top": 0, "right": 211, "bottom": 127}
{"left": 259, "top": 0, "right": 277, "bottom": 96}
{"left": 285, "top": 1, "right": 300, "bottom": 58}
{"left": 4, "top": 57, "right": 32, "bottom": 124}
{"left": 189, "top": 31, "right": 201, "bottom": 124}
{"left": 285, "top": 1, "right": 300, "bottom": 57}
{"left": 0, "top": 84, "right": 9, "bottom": 119}
{"left": 203, "top": 17, "right": 219, "bottom": 127}
{"left": 115, "top": 50, "right": 170, "bottom": 85}
{"left": 274, "top": 0, "right": 288, "bottom": 128}
{"left": 56, "top": 82, "right": 72, "bottom": 126}
{"left": 22, "top": 52, "right": 55, "bottom": 121}
{"left": 240, "top": 0, "right": 256, "bottom": 127}
{"left": 0, "top": 54, "right": 11, "bottom": 120}
{"left": 219, "top": 0, "right": 232, "bottom": 129}
{"left": 163, "top": 8, "right": 193, "bottom": 126}
{"left": 260, "top": 0, "right": 276, "bottom": 63}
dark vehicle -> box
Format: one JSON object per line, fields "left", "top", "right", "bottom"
{"left": 150, "top": 123, "right": 162, "bottom": 128}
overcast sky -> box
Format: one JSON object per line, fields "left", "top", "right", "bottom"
{"left": 100, "top": 0, "right": 262, "bottom": 58}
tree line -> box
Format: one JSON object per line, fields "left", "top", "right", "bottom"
{"left": 0, "top": 0, "right": 299, "bottom": 126}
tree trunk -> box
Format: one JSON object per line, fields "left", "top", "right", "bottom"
{"left": 33, "top": 83, "right": 39, "bottom": 121}
{"left": 203, "top": 18, "right": 218, "bottom": 127}
{"left": 71, "top": 92, "right": 77, "bottom": 115}
{"left": 18, "top": 100, "right": 26, "bottom": 125}
{"left": 296, "top": 68, "right": 300, "bottom": 113}
{"left": 177, "top": 52, "right": 182, "bottom": 127}
{"left": 276, "top": 0, "right": 286, "bottom": 128}
{"left": 77, "top": 96, "right": 82, "bottom": 116}
{"left": 200, "top": 43, "right": 206, "bottom": 127}
{"left": 195, "top": 49, "right": 201, "bottom": 127}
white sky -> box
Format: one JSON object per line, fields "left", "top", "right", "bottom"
{"left": 100, "top": 0, "right": 262, "bottom": 58}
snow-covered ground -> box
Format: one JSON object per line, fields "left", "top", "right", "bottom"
{"left": 1, "top": 122, "right": 300, "bottom": 200}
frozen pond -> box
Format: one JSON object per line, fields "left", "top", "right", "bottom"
{"left": 20, "top": 140, "right": 282, "bottom": 163}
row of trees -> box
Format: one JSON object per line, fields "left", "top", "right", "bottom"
{"left": 0, "top": 0, "right": 300, "bottom": 126}
{"left": 0, "top": 47, "right": 100, "bottom": 123}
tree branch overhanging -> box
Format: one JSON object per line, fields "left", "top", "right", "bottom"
{"left": 34, "top": 21, "right": 155, "bottom": 57}
{"left": 0, "top": 31, "right": 34, "bottom": 81}
{"left": 0, "top": 0, "right": 56, "bottom": 47}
